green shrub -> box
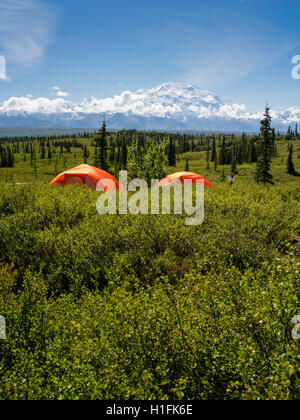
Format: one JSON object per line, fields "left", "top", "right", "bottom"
{"left": 0, "top": 182, "right": 299, "bottom": 399}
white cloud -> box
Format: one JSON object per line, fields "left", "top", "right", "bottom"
{"left": 0, "top": 82, "right": 297, "bottom": 124}
{"left": 50, "top": 87, "right": 69, "bottom": 97}
{"left": 0, "top": 0, "right": 58, "bottom": 65}
{"left": 0, "top": 96, "right": 73, "bottom": 115}
{"left": 56, "top": 90, "right": 69, "bottom": 97}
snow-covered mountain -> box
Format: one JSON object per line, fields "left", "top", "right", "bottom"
{"left": 0, "top": 82, "right": 299, "bottom": 132}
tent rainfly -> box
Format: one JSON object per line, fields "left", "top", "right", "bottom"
{"left": 156, "top": 171, "right": 213, "bottom": 188}
{"left": 50, "top": 164, "right": 121, "bottom": 191}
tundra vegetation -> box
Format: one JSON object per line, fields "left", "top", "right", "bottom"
{"left": 0, "top": 114, "right": 299, "bottom": 399}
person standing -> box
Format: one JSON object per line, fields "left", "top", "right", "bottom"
{"left": 229, "top": 174, "right": 235, "bottom": 186}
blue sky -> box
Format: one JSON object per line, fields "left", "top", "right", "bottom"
{"left": 0, "top": 0, "right": 300, "bottom": 111}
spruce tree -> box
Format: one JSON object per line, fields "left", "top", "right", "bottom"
{"left": 109, "top": 141, "right": 115, "bottom": 163}
{"left": 41, "top": 141, "right": 46, "bottom": 159}
{"left": 214, "top": 156, "right": 218, "bottom": 172}
{"left": 117, "top": 142, "right": 121, "bottom": 164}
{"left": 231, "top": 155, "right": 237, "bottom": 175}
{"left": 185, "top": 159, "right": 189, "bottom": 172}
{"left": 219, "top": 136, "right": 226, "bottom": 165}
{"left": 191, "top": 139, "right": 195, "bottom": 152}
{"left": 206, "top": 140, "right": 210, "bottom": 170}
{"left": 241, "top": 132, "right": 247, "bottom": 162}
{"left": 237, "top": 142, "right": 243, "bottom": 165}
{"left": 168, "top": 137, "right": 176, "bottom": 166}
{"left": 250, "top": 140, "right": 257, "bottom": 163}
{"left": 255, "top": 105, "right": 274, "bottom": 185}
{"left": 120, "top": 137, "right": 128, "bottom": 169}
{"left": 221, "top": 168, "right": 225, "bottom": 182}
{"left": 30, "top": 144, "right": 33, "bottom": 167}
{"left": 211, "top": 137, "right": 216, "bottom": 162}
{"left": 287, "top": 144, "right": 297, "bottom": 176}
{"left": 7, "top": 147, "right": 13, "bottom": 168}
{"left": 83, "top": 146, "right": 89, "bottom": 164}
{"left": 95, "top": 119, "right": 108, "bottom": 171}
{"left": 183, "top": 135, "right": 189, "bottom": 153}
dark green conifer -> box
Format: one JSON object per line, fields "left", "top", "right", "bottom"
{"left": 255, "top": 105, "right": 274, "bottom": 185}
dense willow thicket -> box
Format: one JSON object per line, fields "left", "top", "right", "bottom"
{"left": 0, "top": 122, "right": 299, "bottom": 399}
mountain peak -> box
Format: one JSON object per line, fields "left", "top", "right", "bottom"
{"left": 0, "top": 81, "right": 298, "bottom": 131}
{"left": 137, "top": 81, "right": 219, "bottom": 102}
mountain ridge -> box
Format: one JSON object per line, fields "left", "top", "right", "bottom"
{"left": 0, "top": 82, "right": 299, "bottom": 132}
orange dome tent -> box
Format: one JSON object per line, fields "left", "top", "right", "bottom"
{"left": 156, "top": 171, "right": 213, "bottom": 188}
{"left": 50, "top": 164, "right": 121, "bottom": 191}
